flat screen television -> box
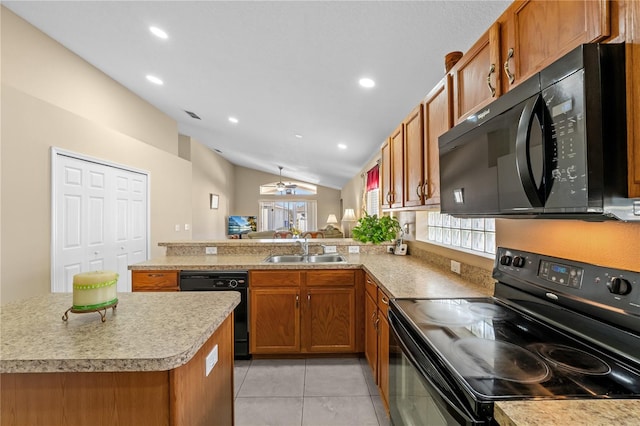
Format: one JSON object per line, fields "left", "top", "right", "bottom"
{"left": 227, "top": 215, "right": 257, "bottom": 236}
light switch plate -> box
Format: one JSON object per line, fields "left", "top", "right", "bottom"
{"left": 348, "top": 246, "right": 360, "bottom": 254}
{"left": 323, "top": 245, "right": 337, "bottom": 253}
{"left": 205, "top": 247, "right": 218, "bottom": 255}
{"left": 205, "top": 344, "right": 218, "bottom": 377}
{"left": 451, "top": 260, "right": 461, "bottom": 274}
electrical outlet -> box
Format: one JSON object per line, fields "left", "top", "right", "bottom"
{"left": 323, "top": 245, "right": 337, "bottom": 253}
{"left": 348, "top": 246, "right": 360, "bottom": 254}
{"left": 451, "top": 260, "right": 461, "bottom": 275}
{"left": 174, "top": 224, "right": 180, "bottom": 232}
{"left": 184, "top": 224, "right": 190, "bottom": 231}
{"left": 386, "top": 246, "right": 395, "bottom": 254}
{"left": 205, "top": 247, "right": 217, "bottom": 255}
{"left": 205, "top": 344, "right": 218, "bottom": 376}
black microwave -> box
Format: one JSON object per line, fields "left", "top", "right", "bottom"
{"left": 439, "top": 43, "right": 640, "bottom": 221}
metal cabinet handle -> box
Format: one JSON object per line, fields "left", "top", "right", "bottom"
{"left": 148, "top": 273, "right": 164, "bottom": 277}
{"left": 504, "top": 48, "right": 515, "bottom": 84}
{"left": 307, "top": 293, "right": 311, "bottom": 306}
{"left": 371, "top": 311, "right": 377, "bottom": 322}
{"left": 422, "top": 180, "right": 429, "bottom": 200}
{"left": 381, "top": 296, "right": 389, "bottom": 305}
{"left": 296, "top": 294, "right": 299, "bottom": 308}
{"left": 375, "top": 317, "right": 380, "bottom": 333}
{"left": 416, "top": 181, "right": 422, "bottom": 198}
{"left": 487, "top": 63, "right": 496, "bottom": 97}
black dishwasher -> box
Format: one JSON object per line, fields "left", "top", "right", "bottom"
{"left": 179, "top": 270, "right": 250, "bottom": 359}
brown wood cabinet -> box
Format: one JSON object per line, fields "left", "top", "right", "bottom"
{"left": 450, "top": 23, "right": 501, "bottom": 124}
{"left": 627, "top": 0, "right": 640, "bottom": 197}
{"left": 381, "top": 124, "right": 405, "bottom": 209}
{"left": 499, "top": 0, "right": 611, "bottom": 92}
{"left": 403, "top": 104, "right": 425, "bottom": 207}
{"left": 249, "top": 270, "right": 358, "bottom": 355}
{"left": 132, "top": 270, "right": 178, "bottom": 292}
{"left": 363, "top": 273, "right": 390, "bottom": 412}
{"left": 422, "top": 77, "right": 452, "bottom": 206}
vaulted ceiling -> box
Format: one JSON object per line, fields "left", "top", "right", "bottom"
{"left": 4, "top": 1, "right": 510, "bottom": 189}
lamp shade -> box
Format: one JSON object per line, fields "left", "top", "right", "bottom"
{"left": 342, "top": 208, "right": 357, "bottom": 222}
{"left": 326, "top": 214, "right": 338, "bottom": 225}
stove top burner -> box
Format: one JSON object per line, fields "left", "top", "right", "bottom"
{"left": 452, "top": 337, "right": 551, "bottom": 384}
{"left": 468, "top": 302, "right": 511, "bottom": 320}
{"left": 406, "top": 301, "right": 477, "bottom": 327}
{"left": 529, "top": 343, "right": 611, "bottom": 375}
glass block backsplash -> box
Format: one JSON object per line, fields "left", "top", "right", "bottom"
{"left": 427, "top": 212, "right": 496, "bottom": 255}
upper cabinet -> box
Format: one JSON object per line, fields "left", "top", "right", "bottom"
{"left": 381, "top": 124, "right": 405, "bottom": 209}
{"left": 450, "top": 23, "right": 501, "bottom": 124}
{"left": 499, "top": 0, "right": 611, "bottom": 92}
{"left": 403, "top": 104, "right": 425, "bottom": 207}
{"left": 423, "top": 77, "right": 452, "bottom": 207}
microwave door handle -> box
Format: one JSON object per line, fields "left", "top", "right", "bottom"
{"left": 515, "top": 95, "right": 544, "bottom": 207}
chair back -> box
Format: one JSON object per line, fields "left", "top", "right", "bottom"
{"left": 301, "top": 231, "right": 324, "bottom": 239}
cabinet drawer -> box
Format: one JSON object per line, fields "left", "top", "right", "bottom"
{"left": 306, "top": 270, "right": 355, "bottom": 286}
{"left": 377, "top": 287, "right": 390, "bottom": 317}
{"left": 250, "top": 270, "right": 301, "bottom": 287}
{"left": 364, "top": 274, "right": 378, "bottom": 301}
{"left": 132, "top": 270, "right": 178, "bottom": 291}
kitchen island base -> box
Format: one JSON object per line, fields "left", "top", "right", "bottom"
{"left": 1, "top": 313, "right": 234, "bottom": 426}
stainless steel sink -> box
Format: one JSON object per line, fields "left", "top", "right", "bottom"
{"left": 306, "top": 254, "right": 346, "bottom": 263}
{"left": 263, "top": 254, "right": 346, "bottom": 263}
{"left": 263, "top": 255, "right": 306, "bottom": 263}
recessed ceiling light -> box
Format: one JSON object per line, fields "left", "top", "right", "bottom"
{"left": 295, "top": 134, "right": 303, "bottom": 139}
{"left": 359, "top": 77, "right": 375, "bottom": 88}
{"left": 149, "top": 26, "right": 168, "bottom": 39}
{"left": 228, "top": 117, "right": 239, "bottom": 124}
{"left": 338, "top": 143, "right": 347, "bottom": 150}
{"left": 146, "top": 75, "right": 163, "bottom": 85}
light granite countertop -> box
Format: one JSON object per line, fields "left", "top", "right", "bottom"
{"left": 129, "top": 253, "right": 493, "bottom": 298}
{"left": 129, "top": 250, "right": 639, "bottom": 425}
{"left": 494, "top": 400, "right": 640, "bottom": 426}
{"left": 1, "top": 291, "right": 240, "bottom": 373}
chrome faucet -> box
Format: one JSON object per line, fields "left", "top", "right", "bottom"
{"left": 297, "top": 238, "right": 309, "bottom": 256}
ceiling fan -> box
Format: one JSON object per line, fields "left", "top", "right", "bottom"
{"left": 263, "top": 166, "right": 297, "bottom": 192}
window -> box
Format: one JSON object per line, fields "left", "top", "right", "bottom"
{"left": 259, "top": 200, "right": 317, "bottom": 233}
{"left": 365, "top": 164, "right": 380, "bottom": 216}
{"left": 416, "top": 211, "right": 496, "bottom": 258}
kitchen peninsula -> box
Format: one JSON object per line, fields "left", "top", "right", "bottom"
{"left": 0, "top": 291, "right": 240, "bottom": 426}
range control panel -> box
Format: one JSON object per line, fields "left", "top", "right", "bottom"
{"left": 494, "top": 247, "right": 640, "bottom": 316}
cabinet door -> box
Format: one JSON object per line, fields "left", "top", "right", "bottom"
{"left": 132, "top": 270, "right": 178, "bottom": 292}
{"left": 423, "top": 77, "right": 451, "bottom": 206}
{"left": 390, "top": 125, "right": 405, "bottom": 208}
{"left": 303, "top": 286, "right": 356, "bottom": 353}
{"left": 377, "top": 310, "right": 390, "bottom": 411}
{"left": 381, "top": 141, "right": 392, "bottom": 209}
{"left": 501, "top": 0, "right": 610, "bottom": 90}
{"left": 451, "top": 23, "right": 501, "bottom": 124}
{"left": 250, "top": 288, "right": 300, "bottom": 354}
{"left": 365, "top": 292, "right": 379, "bottom": 381}
{"left": 403, "top": 104, "right": 425, "bottom": 207}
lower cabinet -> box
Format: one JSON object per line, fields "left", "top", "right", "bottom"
{"left": 249, "top": 269, "right": 359, "bottom": 355}
{"left": 364, "top": 273, "right": 391, "bottom": 412}
{"left": 132, "top": 270, "right": 179, "bottom": 292}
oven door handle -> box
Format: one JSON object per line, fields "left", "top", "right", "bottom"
{"left": 389, "top": 312, "right": 479, "bottom": 424}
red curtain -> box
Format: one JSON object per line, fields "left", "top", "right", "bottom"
{"left": 366, "top": 164, "right": 379, "bottom": 191}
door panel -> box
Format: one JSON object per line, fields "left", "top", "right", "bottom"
{"left": 53, "top": 152, "right": 148, "bottom": 293}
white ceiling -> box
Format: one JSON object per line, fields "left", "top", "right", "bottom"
{"left": 4, "top": 0, "right": 510, "bottom": 189}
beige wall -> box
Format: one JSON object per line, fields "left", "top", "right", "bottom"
{"left": 190, "top": 137, "right": 235, "bottom": 239}
{"left": 1, "top": 8, "right": 193, "bottom": 304}
{"left": 496, "top": 219, "right": 640, "bottom": 272}
{"left": 234, "top": 166, "right": 341, "bottom": 231}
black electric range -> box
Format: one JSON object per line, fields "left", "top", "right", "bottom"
{"left": 388, "top": 247, "right": 640, "bottom": 425}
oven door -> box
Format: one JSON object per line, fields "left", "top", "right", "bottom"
{"left": 388, "top": 309, "right": 490, "bottom": 426}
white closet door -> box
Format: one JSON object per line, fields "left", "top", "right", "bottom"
{"left": 52, "top": 152, "right": 148, "bottom": 293}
